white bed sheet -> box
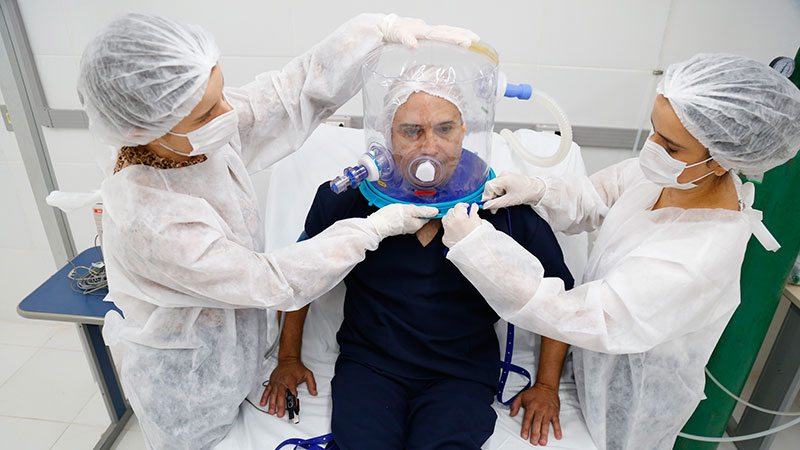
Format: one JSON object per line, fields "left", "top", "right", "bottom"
{"left": 216, "top": 124, "right": 598, "bottom": 450}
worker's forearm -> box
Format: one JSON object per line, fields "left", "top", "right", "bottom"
{"left": 536, "top": 336, "right": 569, "bottom": 388}
{"left": 277, "top": 305, "right": 310, "bottom": 360}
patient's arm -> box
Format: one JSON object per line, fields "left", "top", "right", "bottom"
{"left": 260, "top": 306, "right": 317, "bottom": 417}
{"left": 509, "top": 336, "right": 568, "bottom": 446}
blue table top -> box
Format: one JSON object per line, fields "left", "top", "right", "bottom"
{"left": 18, "top": 247, "right": 122, "bottom": 324}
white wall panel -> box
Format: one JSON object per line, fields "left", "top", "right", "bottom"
{"left": 41, "top": 128, "right": 101, "bottom": 165}
{"left": 55, "top": 0, "right": 125, "bottom": 56}
{"left": 0, "top": 128, "right": 20, "bottom": 162}
{"left": 32, "top": 56, "right": 81, "bottom": 110}
{"left": 0, "top": 160, "right": 55, "bottom": 320}
{"left": 496, "top": 64, "right": 656, "bottom": 128}
{"left": 4, "top": 162, "right": 50, "bottom": 252}
{"left": 660, "top": 0, "right": 800, "bottom": 68}
{"left": 16, "top": 0, "right": 72, "bottom": 56}
{"left": 59, "top": 0, "right": 295, "bottom": 57}
{"left": 0, "top": 164, "right": 38, "bottom": 249}
{"left": 286, "top": 0, "right": 425, "bottom": 54}
{"left": 531, "top": 0, "right": 670, "bottom": 69}
{"left": 334, "top": 92, "right": 363, "bottom": 119}
{"left": 581, "top": 146, "right": 634, "bottom": 174}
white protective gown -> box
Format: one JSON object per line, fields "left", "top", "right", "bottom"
{"left": 100, "top": 15, "right": 389, "bottom": 450}
{"left": 447, "top": 158, "right": 768, "bottom": 450}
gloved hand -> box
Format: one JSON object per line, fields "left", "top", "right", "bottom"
{"left": 367, "top": 203, "right": 439, "bottom": 240}
{"left": 380, "top": 14, "right": 480, "bottom": 48}
{"left": 442, "top": 203, "right": 483, "bottom": 248}
{"left": 482, "top": 172, "right": 546, "bottom": 211}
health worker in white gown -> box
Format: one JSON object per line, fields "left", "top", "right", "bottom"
{"left": 77, "top": 12, "right": 477, "bottom": 450}
{"left": 440, "top": 53, "right": 800, "bottom": 450}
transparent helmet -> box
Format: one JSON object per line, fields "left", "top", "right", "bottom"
{"left": 360, "top": 41, "right": 499, "bottom": 209}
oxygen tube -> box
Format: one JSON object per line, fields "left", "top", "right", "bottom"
{"left": 467, "top": 41, "right": 573, "bottom": 167}
{"left": 677, "top": 368, "right": 800, "bottom": 442}
{"left": 495, "top": 71, "right": 573, "bottom": 168}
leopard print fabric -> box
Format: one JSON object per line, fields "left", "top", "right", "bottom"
{"left": 114, "top": 146, "right": 207, "bottom": 174}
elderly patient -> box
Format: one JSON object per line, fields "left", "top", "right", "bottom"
{"left": 261, "top": 81, "right": 574, "bottom": 449}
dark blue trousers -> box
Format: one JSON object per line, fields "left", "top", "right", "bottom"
{"left": 331, "top": 357, "right": 497, "bottom": 450}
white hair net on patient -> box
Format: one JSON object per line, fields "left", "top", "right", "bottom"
{"left": 77, "top": 13, "right": 219, "bottom": 148}
{"left": 658, "top": 53, "right": 800, "bottom": 175}
{"left": 379, "top": 64, "right": 465, "bottom": 142}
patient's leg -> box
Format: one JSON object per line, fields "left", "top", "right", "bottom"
{"left": 405, "top": 377, "right": 497, "bottom": 450}
{"left": 330, "top": 357, "right": 408, "bottom": 450}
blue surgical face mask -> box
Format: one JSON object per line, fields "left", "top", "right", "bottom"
{"left": 639, "top": 139, "right": 713, "bottom": 189}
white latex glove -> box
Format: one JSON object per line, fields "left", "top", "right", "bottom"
{"left": 482, "top": 172, "right": 546, "bottom": 211}
{"left": 442, "top": 203, "right": 483, "bottom": 248}
{"left": 367, "top": 203, "right": 439, "bottom": 240}
{"left": 380, "top": 14, "right": 480, "bottom": 48}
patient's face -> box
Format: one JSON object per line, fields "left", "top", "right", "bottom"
{"left": 391, "top": 92, "right": 464, "bottom": 185}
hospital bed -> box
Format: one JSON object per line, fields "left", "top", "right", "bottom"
{"left": 216, "top": 124, "right": 599, "bottom": 450}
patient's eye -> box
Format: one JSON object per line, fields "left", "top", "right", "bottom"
{"left": 435, "top": 124, "right": 453, "bottom": 135}
{"left": 399, "top": 125, "right": 422, "bottom": 139}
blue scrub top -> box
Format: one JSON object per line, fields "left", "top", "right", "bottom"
{"left": 305, "top": 183, "right": 574, "bottom": 389}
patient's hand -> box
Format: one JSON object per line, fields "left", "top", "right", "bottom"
{"left": 510, "top": 383, "right": 562, "bottom": 446}
{"left": 260, "top": 358, "right": 317, "bottom": 418}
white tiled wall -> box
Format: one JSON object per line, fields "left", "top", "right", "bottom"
{"left": 2, "top": 0, "right": 799, "bottom": 314}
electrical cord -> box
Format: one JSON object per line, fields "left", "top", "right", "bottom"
{"left": 245, "top": 313, "right": 296, "bottom": 416}
{"left": 245, "top": 379, "right": 292, "bottom": 415}
{"left": 67, "top": 236, "right": 107, "bottom": 295}
{"left": 264, "top": 311, "right": 286, "bottom": 360}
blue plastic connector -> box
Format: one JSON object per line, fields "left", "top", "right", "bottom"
{"left": 330, "top": 165, "right": 369, "bottom": 194}
{"left": 504, "top": 83, "right": 532, "bottom": 100}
